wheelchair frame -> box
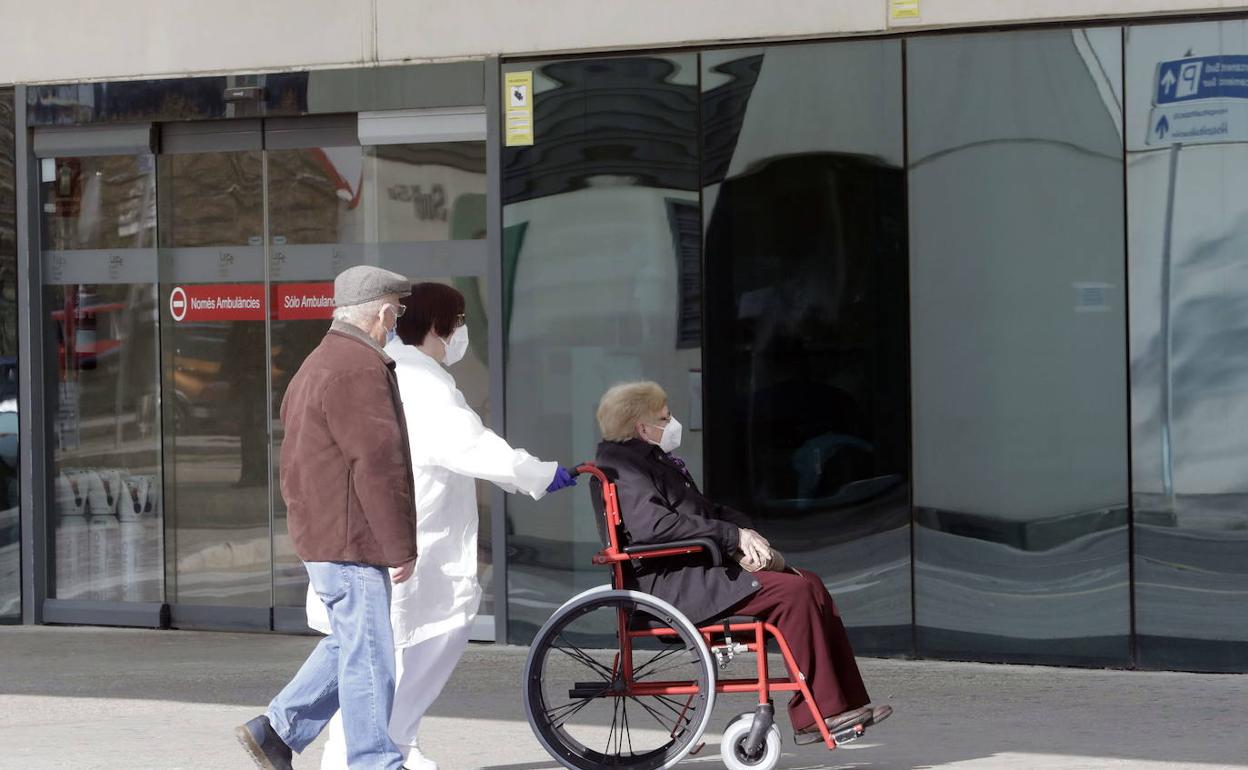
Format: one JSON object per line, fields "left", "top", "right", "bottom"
{"left": 577, "top": 462, "right": 859, "bottom": 756}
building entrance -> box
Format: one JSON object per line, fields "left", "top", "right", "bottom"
{"left": 38, "top": 109, "right": 495, "bottom": 634}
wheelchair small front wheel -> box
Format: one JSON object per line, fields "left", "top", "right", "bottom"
{"left": 721, "top": 713, "right": 782, "bottom": 770}
{"left": 523, "top": 588, "right": 716, "bottom": 770}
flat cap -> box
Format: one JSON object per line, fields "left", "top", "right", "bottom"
{"left": 334, "top": 265, "right": 411, "bottom": 307}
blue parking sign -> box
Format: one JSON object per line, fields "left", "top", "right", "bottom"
{"left": 1156, "top": 55, "right": 1248, "bottom": 104}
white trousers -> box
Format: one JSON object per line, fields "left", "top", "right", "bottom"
{"left": 319, "top": 624, "right": 473, "bottom": 770}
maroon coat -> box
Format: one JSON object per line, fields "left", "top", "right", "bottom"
{"left": 279, "top": 324, "right": 417, "bottom": 567}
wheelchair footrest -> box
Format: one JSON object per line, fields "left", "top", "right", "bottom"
{"left": 831, "top": 724, "right": 865, "bottom": 746}
{"left": 793, "top": 722, "right": 866, "bottom": 748}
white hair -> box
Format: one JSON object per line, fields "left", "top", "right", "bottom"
{"left": 332, "top": 297, "right": 390, "bottom": 328}
{"left": 597, "top": 381, "right": 668, "bottom": 441}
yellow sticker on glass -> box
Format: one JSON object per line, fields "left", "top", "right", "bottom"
{"left": 505, "top": 71, "right": 535, "bottom": 147}
{"left": 891, "top": 0, "right": 920, "bottom": 20}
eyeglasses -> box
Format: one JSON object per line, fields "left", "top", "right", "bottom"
{"left": 387, "top": 303, "right": 407, "bottom": 318}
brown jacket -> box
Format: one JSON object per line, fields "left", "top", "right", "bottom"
{"left": 279, "top": 323, "right": 417, "bottom": 567}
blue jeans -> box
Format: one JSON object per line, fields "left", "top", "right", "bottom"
{"left": 266, "top": 562, "right": 405, "bottom": 770}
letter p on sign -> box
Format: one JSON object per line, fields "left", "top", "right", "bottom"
{"left": 1178, "top": 61, "right": 1203, "bottom": 98}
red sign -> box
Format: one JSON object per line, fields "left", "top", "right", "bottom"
{"left": 169, "top": 284, "right": 266, "bottom": 322}
{"left": 168, "top": 283, "right": 336, "bottom": 322}
{"left": 274, "top": 282, "right": 335, "bottom": 320}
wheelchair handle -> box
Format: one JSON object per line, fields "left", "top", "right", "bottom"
{"left": 572, "top": 463, "right": 608, "bottom": 484}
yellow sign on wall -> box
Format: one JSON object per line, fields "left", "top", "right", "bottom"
{"left": 505, "top": 71, "right": 535, "bottom": 147}
{"left": 891, "top": 0, "right": 920, "bottom": 21}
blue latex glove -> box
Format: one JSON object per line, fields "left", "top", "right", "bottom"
{"left": 546, "top": 466, "right": 578, "bottom": 493}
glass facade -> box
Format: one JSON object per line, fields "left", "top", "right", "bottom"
{"left": 0, "top": 88, "right": 17, "bottom": 622}
{"left": 501, "top": 31, "right": 1141, "bottom": 668}
{"left": 1127, "top": 20, "right": 1248, "bottom": 672}
{"left": 501, "top": 54, "right": 703, "bottom": 640}
{"left": 908, "top": 29, "right": 1130, "bottom": 665}
{"left": 12, "top": 23, "right": 1248, "bottom": 671}
{"left": 701, "top": 42, "right": 912, "bottom": 652}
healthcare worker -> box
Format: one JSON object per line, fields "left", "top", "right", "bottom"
{"left": 309, "top": 282, "right": 577, "bottom": 770}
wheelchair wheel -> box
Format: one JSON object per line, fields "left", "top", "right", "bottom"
{"left": 720, "top": 712, "right": 782, "bottom": 770}
{"left": 524, "top": 587, "right": 716, "bottom": 770}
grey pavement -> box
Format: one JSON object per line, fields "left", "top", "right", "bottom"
{"left": 0, "top": 626, "right": 1245, "bottom": 770}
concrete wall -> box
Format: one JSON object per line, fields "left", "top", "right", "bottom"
{"left": 1, "top": 0, "right": 1246, "bottom": 85}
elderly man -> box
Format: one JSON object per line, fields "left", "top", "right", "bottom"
{"left": 236, "top": 266, "right": 418, "bottom": 770}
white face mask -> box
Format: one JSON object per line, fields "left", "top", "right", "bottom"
{"left": 441, "top": 325, "right": 469, "bottom": 366}
{"left": 646, "top": 416, "right": 682, "bottom": 453}
{"left": 385, "top": 328, "right": 398, "bottom": 346}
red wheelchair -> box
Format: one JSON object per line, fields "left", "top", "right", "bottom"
{"left": 523, "top": 464, "right": 867, "bottom": 770}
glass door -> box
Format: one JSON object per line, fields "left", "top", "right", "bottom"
{"left": 36, "top": 114, "right": 495, "bottom": 634}
{"left": 158, "top": 124, "right": 272, "bottom": 629}
{"left": 264, "top": 119, "right": 364, "bottom": 627}
{"left": 266, "top": 113, "right": 495, "bottom": 638}
{"left": 41, "top": 152, "right": 164, "bottom": 611}
{"left": 358, "top": 138, "right": 493, "bottom": 638}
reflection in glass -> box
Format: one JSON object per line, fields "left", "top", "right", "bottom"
{"left": 701, "top": 41, "right": 912, "bottom": 653}
{"left": 908, "top": 29, "right": 1130, "bottom": 665}
{"left": 371, "top": 143, "right": 487, "bottom": 243}
{"left": 159, "top": 151, "right": 270, "bottom": 608}
{"left": 1126, "top": 21, "right": 1248, "bottom": 671}
{"left": 43, "top": 154, "right": 163, "bottom": 603}
{"left": 0, "top": 89, "right": 18, "bottom": 621}
{"left": 502, "top": 55, "right": 702, "bottom": 642}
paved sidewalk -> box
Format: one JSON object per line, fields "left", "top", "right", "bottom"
{"left": 0, "top": 626, "right": 1245, "bottom": 769}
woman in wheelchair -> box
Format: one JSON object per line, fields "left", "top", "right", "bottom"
{"left": 593, "top": 381, "right": 892, "bottom": 742}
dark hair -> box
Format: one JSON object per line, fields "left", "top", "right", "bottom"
{"left": 396, "top": 283, "right": 465, "bottom": 345}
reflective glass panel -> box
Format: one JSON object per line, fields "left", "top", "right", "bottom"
{"left": 0, "top": 89, "right": 18, "bottom": 622}
{"left": 908, "top": 29, "right": 1130, "bottom": 665}
{"left": 267, "top": 141, "right": 491, "bottom": 614}
{"left": 42, "top": 153, "right": 163, "bottom": 603}
{"left": 370, "top": 143, "right": 487, "bottom": 243}
{"left": 1126, "top": 20, "right": 1248, "bottom": 671}
{"left": 361, "top": 142, "right": 493, "bottom": 624}
{"left": 158, "top": 150, "right": 270, "bottom": 609}
{"left": 700, "top": 41, "right": 912, "bottom": 653}
{"left": 502, "top": 55, "right": 702, "bottom": 642}
{"left": 266, "top": 145, "right": 362, "bottom": 609}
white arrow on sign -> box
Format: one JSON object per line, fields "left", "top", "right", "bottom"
{"left": 170, "top": 286, "right": 188, "bottom": 322}
{"left": 1161, "top": 68, "right": 1177, "bottom": 95}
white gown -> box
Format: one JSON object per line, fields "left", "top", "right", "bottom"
{"left": 306, "top": 340, "right": 557, "bottom": 766}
